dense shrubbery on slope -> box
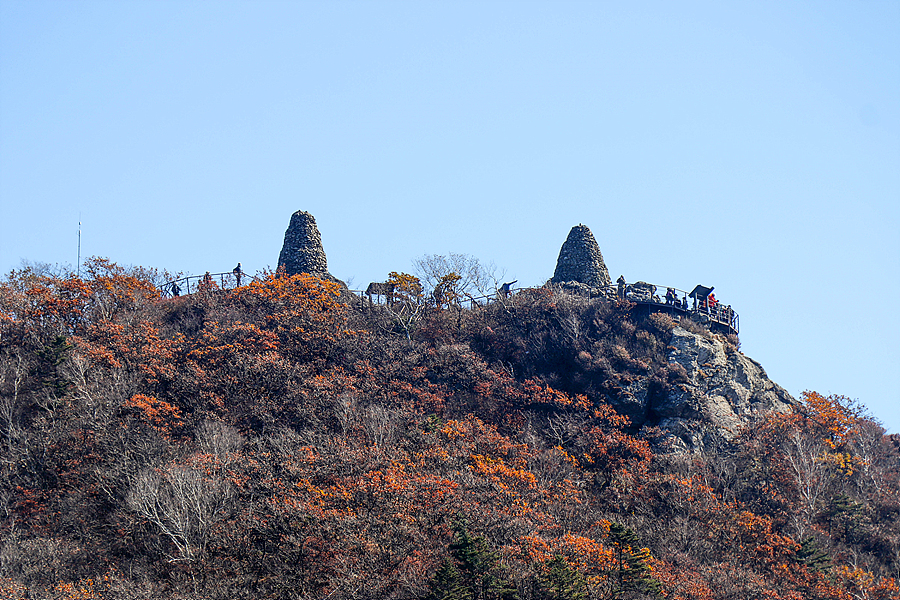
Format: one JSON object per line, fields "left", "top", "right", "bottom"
{"left": 0, "top": 262, "right": 897, "bottom": 599}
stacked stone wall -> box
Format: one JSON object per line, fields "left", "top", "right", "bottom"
{"left": 278, "top": 210, "right": 329, "bottom": 277}
{"left": 550, "top": 224, "right": 611, "bottom": 288}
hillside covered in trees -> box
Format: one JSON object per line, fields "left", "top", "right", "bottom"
{"left": 0, "top": 259, "right": 898, "bottom": 599}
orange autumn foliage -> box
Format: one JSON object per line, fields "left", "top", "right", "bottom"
{"left": 1, "top": 259, "right": 898, "bottom": 599}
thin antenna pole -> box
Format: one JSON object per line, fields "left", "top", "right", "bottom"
{"left": 77, "top": 217, "right": 81, "bottom": 278}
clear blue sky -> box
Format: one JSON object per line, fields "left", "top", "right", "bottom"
{"left": 2, "top": 1, "right": 898, "bottom": 432}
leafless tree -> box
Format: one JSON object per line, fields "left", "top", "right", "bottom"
{"left": 195, "top": 420, "right": 243, "bottom": 461}
{"left": 782, "top": 428, "right": 830, "bottom": 538}
{"left": 363, "top": 403, "right": 398, "bottom": 451}
{"left": 0, "top": 349, "right": 28, "bottom": 483}
{"left": 334, "top": 392, "right": 357, "bottom": 436}
{"left": 127, "top": 460, "right": 236, "bottom": 563}
{"left": 413, "top": 253, "right": 504, "bottom": 301}
{"left": 848, "top": 419, "right": 888, "bottom": 497}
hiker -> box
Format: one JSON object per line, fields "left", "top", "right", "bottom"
{"left": 665, "top": 287, "right": 676, "bottom": 305}
{"left": 233, "top": 262, "right": 242, "bottom": 287}
{"left": 171, "top": 281, "right": 181, "bottom": 297}
{"left": 499, "top": 280, "right": 517, "bottom": 298}
{"left": 617, "top": 275, "right": 626, "bottom": 299}
{"left": 707, "top": 292, "right": 718, "bottom": 316}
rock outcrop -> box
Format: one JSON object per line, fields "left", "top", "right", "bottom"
{"left": 601, "top": 325, "right": 797, "bottom": 452}
{"left": 550, "top": 225, "right": 611, "bottom": 289}
{"left": 655, "top": 326, "right": 797, "bottom": 452}
{"left": 626, "top": 281, "right": 657, "bottom": 302}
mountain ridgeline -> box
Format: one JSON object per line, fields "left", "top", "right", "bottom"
{"left": 0, "top": 217, "right": 897, "bottom": 599}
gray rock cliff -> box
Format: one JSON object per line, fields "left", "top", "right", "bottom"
{"left": 601, "top": 325, "right": 797, "bottom": 452}
{"left": 655, "top": 326, "right": 797, "bottom": 452}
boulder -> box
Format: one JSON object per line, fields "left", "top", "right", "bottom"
{"left": 626, "top": 281, "right": 656, "bottom": 302}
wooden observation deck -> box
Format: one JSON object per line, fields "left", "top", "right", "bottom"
{"left": 618, "top": 282, "right": 739, "bottom": 336}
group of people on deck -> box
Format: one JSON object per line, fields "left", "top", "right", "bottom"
{"left": 664, "top": 287, "right": 689, "bottom": 310}
{"left": 699, "top": 292, "right": 735, "bottom": 324}
{"left": 615, "top": 277, "right": 734, "bottom": 326}
{"left": 662, "top": 286, "right": 731, "bottom": 322}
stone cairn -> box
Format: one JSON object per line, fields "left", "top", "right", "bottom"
{"left": 277, "top": 210, "right": 341, "bottom": 285}
{"left": 550, "top": 224, "right": 611, "bottom": 292}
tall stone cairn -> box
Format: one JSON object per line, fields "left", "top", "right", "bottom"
{"left": 550, "top": 224, "right": 611, "bottom": 288}
{"left": 277, "top": 210, "right": 329, "bottom": 277}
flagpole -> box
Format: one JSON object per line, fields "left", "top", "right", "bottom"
{"left": 77, "top": 218, "right": 81, "bottom": 279}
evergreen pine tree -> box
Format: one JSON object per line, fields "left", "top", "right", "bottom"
{"left": 795, "top": 537, "right": 830, "bottom": 573}
{"left": 606, "top": 522, "right": 661, "bottom": 598}
{"left": 428, "top": 558, "right": 471, "bottom": 600}
{"left": 427, "top": 520, "right": 518, "bottom": 600}
{"left": 34, "top": 335, "right": 72, "bottom": 397}
{"left": 536, "top": 555, "right": 587, "bottom": 600}
{"left": 824, "top": 494, "right": 867, "bottom": 543}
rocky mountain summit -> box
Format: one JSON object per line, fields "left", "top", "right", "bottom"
{"left": 274, "top": 212, "right": 792, "bottom": 452}
{"left": 541, "top": 222, "right": 787, "bottom": 450}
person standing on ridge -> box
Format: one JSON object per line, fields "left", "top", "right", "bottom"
{"left": 499, "top": 280, "right": 517, "bottom": 299}
{"left": 233, "top": 263, "right": 242, "bottom": 287}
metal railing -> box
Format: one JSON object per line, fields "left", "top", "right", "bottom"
{"left": 162, "top": 275, "right": 738, "bottom": 335}
{"left": 161, "top": 271, "right": 256, "bottom": 297}
{"left": 347, "top": 289, "right": 502, "bottom": 311}
{"left": 609, "top": 282, "right": 739, "bottom": 334}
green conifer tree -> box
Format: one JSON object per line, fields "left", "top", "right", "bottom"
{"left": 536, "top": 555, "right": 587, "bottom": 600}
{"left": 428, "top": 558, "right": 470, "bottom": 600}
{"left": 427, "top": 520, "right": 518, "bottom": 600}
{"left": 34, "top": 335, "right": 72, "bottom": 397}
{"left": 605, "top": 522, "right": 661, "bottom": 598}
{"left": 795, "top": 537, "right": 830, "bottom": 573}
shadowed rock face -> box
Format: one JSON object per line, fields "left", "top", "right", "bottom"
{"left": 648, "top": 327, "right": 797, "bottom": 453}
{"left": 278, "top": 211, "right": 329, "bottom": 277}
{"left": 606, "top": 326, "right": 797, "bottom": 453}
{"left": 551, "top": 225, "right": 611, "bottom": 288}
